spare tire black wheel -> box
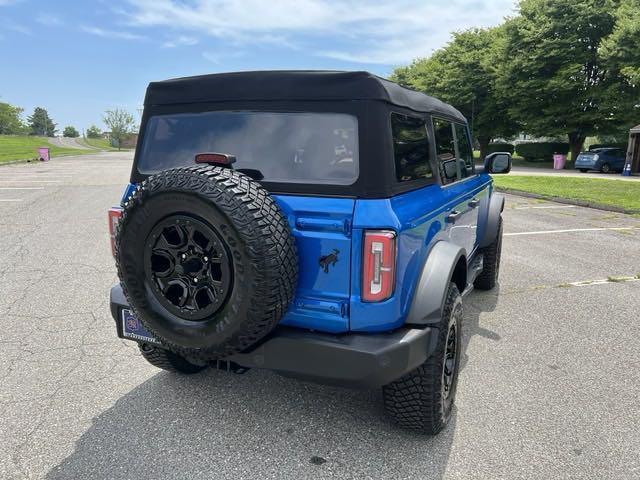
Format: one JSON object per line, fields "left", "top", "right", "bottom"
{"left": 116, "top": 165, "right": 298, "bottom": 361}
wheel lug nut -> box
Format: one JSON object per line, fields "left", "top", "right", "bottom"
{"left": 193, "top": 278, "right": 198, "bottom": 283}
{"left": 203, "top": 256, "right": 209, "bottom": 262}
{"left": 181, "top": 254, "right": 187, "bottom": 260}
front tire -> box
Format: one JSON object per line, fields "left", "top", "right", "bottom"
{"left": 474, "top": 217, "right": 503, "bottom": 290}
{"left": 139, "top": 343, "right": 207, "bottom": 374}
{"left": 382, "top": 283, "right": 463, "bottom": 434}
{"left": 579, "top": 169, "right": 588, "bottom": 173}
{"left": 600, "top": 163, "right": 611, "bottom": 173}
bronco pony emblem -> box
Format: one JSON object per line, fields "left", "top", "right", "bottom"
{"left": 319, "top": 249, "right": 340, "bottom": 273}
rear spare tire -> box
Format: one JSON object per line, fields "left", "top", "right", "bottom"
{"left": 116, "top": 166, "right": 297, "bottom": 361}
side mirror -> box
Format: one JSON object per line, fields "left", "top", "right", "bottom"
{"left": 484, "top": 152, "right": 512, "bottom": 174}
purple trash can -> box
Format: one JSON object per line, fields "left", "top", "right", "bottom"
{"left": 553, "top": 153, "right": 566, "bottom": 170}
{"left": 38, "top": 147, "right": 50, "bottom": 162}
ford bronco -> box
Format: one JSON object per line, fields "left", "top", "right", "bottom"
{"left": 108, "top": 71, "right": 511, "bottom": 434}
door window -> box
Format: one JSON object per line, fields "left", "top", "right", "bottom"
{"left": 391, "top": 113, "right": 433, "bottom": 182}
{"left": 454, "top": 123, "right": 474, "bottom": 177}
{"left": 433, "top": 118, "right": 458, "bottom": 185}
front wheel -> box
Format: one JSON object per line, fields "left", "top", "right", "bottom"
{"left": 600, "top": 163, "right": 611, "bottom": 173}
{"left": 579, "top": 169, "right": 588, "bottom": 173}
{"left": 382, "top": 282, "right": 463, "bottom": 434}
{"left": 474, "top": 217, "right": 503, "bottom": 290}
{"left": 139, "top": 343, "right": 207, "bottom": 374}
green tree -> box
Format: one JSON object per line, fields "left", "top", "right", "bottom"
{"left": 600, "top": 0, "right": 640, "bottom": 133}
{"left": 63, "top": 126, "right": 80, "bottom": 137}
{"left": 86, "top": 125, "right": 102, "bottom": 138}
{"left": 392, "top": 27, "right": 519, "bottom": 160}
{"left": 499, "top": 0, "right": 636, "bottom": 160}
{"left": 103, "top": 108, "right": 135, "bottom": 150}
{"left": 0, "top": 101, "right": 28, "bottom": 135}
{"left": 27, "top": 107, "right": 57, "bottom": 137}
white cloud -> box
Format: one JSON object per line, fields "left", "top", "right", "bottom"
{"left": 162, "top": 35, "right": 198, "bottom": 48}
{"left": 202, "top": 50, "right": 246, "bottom": 64}
{"left": 81, "top": 25, "right": 147, "bottom": 41}
{"left": 122, "top": 0, "right": 516, "bottom": 64}
{"left": 36, "top": 13, "right": 63, "bottom": 26}
{"left": 6, "top": 23, "right": 31, "bottom": 35}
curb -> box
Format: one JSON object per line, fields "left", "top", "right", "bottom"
{"left": 495, "top": 187, "right": 640, "bottom": 215}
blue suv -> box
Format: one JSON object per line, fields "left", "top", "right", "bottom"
{"left": 108, "top": 71, "right": 510, "bottom": 434}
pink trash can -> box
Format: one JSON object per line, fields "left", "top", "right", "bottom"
{"left": 553, "top": 153, "right": 566, "bottom": 170}
{"left": 38, "top": 147, "right": 50, "bottom": 162}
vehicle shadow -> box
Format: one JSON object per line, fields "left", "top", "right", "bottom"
{"left": 459, "top": 286, "right": 501, "bottom": 372}
{"left": 46, "top": 289, "right": 500, "bottom": 480}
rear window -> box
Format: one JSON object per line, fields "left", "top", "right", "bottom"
{"left": 137, "top": 111, "right": 359, "bottom": 185}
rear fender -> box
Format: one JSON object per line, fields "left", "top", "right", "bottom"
{"left": 406, "top": 241, "right": 466, "bottom": 327}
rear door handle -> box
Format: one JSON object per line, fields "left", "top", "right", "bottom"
{"left": 468, "top": 198, "right": 480, "bottom": 208}
{"left": 446, "top": 210, "right": 462, "bottom": 223}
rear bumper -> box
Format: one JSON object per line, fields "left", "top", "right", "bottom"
{"left": 110, "top": 284, "right": 438, "bottom": 388}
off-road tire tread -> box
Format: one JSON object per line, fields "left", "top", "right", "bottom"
{"left": 382, "top": 283, "right": 462, "bottom": 434}
{"left": 116, "top": 165, "right": 298, "bottom": 361}
{"left": 474, "top": 217, "right": 503, "bottom": 290}
{"left": 139, "top": 344, "right": 206, "bottom": 374}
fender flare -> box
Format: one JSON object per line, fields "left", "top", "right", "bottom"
{"left": 406, "top": 241, "right": 466, "bottom": 327}
{"left": 479, "top": 193, "right": 505, "bottom": 248}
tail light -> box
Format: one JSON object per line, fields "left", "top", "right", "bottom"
{"left": 362, "top": 230, "right": 397, "bottom": 302}
{"left": 108, "top": 207, "right": 123, "bottom": 257}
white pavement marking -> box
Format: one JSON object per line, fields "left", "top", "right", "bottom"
{"left": 0, "top": 187, "right": 44, "bottom": 190}
{"left": 513, "top": 205, "right": 578, "bottom": 210}
{"left": 505, "top": 227, "right": 639, "bottom": 236}
{"left": 0, "top": 199, "right": 22, "bottom": 202}
{"left": 570, "top": 277, "right": 639, "bottom": 287}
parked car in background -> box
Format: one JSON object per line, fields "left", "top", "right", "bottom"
{"left": 574, "top": 148, "right": 626, "bottom": 173}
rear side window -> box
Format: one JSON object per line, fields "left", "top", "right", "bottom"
{"left": 433, "top": 118, "right": 458, "bottom": 185}
{"left": 137, "top": 111, "right": 359, "bottom": 185}
{"left": 454, "top": 123, "right": 474, "bottom": 177}
{"left": 391, "top": 113, "right": 432, "bottom": 182}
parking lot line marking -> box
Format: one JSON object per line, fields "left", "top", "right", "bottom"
{"left": 0, "top": 187, "right": 44, "bottom": 190}
{"left": 0, "top": 199, "right": 22, "bottom": 202}
{"left": 513, "top": 205, "right": 578, "bottom": 210}
{"left": 505, "top": 227, "right": 638, "bottom": 236}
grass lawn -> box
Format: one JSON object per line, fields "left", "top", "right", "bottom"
{"left": 0, "top": 136, "right": 94, "bottom": 164}
{"left": 492, "top": 175, "right": 640, "bottom": 213}
{"left": 81, "top": 137, "right": 124, "bottom": 151}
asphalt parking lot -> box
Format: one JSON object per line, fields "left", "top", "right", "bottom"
{"left": 1, "top": 153, "right": 639, "bottom": 480}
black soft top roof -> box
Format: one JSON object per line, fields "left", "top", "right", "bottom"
{"left": 144, "top": 70, "right": 466, "bottom": 122}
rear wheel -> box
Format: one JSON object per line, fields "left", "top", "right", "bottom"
{"left": 139, "top": 343, "right": 206, "bottom": 374}
{"left": 579, "top": 169, "right": 588, "bottom": 173}
{"left": 382, "top": 283, "right": 462, "bottom": 434}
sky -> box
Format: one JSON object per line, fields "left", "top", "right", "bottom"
{"left": 0, "top": 0, "right": 516, "bottom": 132}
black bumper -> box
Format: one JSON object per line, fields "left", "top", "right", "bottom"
{"left": 110, "top": 284, "right": 438, "bottom": 388}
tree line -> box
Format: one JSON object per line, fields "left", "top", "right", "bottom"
{"left": 0, "top": 102, "right": 136, "bottom": 146}
{"left": 392, "top": 0, "right": 640, "bottom": 160}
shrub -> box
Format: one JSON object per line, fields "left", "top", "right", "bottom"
{"left": 515, "top": 142, "right": 570, "bottom": 161}
{"left": 487, "top": 143, "right": 515, "bottom": 155}
{"left": 588, "top": 142, "right": 628, "bottom": 151}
